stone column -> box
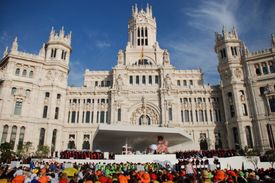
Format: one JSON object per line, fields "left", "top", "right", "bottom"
{"left": 76, "top": 131, "right": 83, "bottom": 150}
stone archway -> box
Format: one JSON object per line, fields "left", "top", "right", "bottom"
{"left": 139, "top": 115, "right": 151, "bottom": 125}
{"left": 131, "top": 106, "right": 159, "bottom": 126}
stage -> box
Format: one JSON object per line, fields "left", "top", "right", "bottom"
{"left": 41, "top": 154, "right": 272, "bottom": 170}
{"left": 93, "top": 124, "right": 196, "bottom": 153}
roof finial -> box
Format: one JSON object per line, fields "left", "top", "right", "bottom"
{"left": 135, "top": 3, "right": 138, "bottom": 14}
{"left": 11, "top": 37, "right": 18, "bottom": 52}
{"left": 222, "top": 25, "right": 226, "bottom": 35}
{"left": 232, "top": 25, "right": 238, "bottom": 39}
{"left": 2, "top": 46, "right": 8, "bottom": 58}
{"left": 50, "top": 26, "right": 55, "bottom": 39}
{"left": 272, "top": 34, "right": 275, "bottom": 48}
{"left": 146, "top": 3, "right": 149, "bottom": 14}
{"left": 39, "top": 43, "right": 45, "bottom": 57}
{"left": 132, "top": 5, "right": 135, "bottom": 16}
{"left": 60, "top": 26, "right": 65, "bottom": 38}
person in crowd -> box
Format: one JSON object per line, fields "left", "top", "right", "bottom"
{"left": 12, "top": 169, "right": 25, "bottom": 183}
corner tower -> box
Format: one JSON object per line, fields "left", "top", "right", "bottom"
{"left": 215, "top": 26, "right": 253, "bottom": 150}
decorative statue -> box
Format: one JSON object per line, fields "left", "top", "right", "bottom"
{"left": 272, "top": 34, "right": 275, "bottom": 48}
{"left": 117, "top": 50, "right": 124, "bottom": 65}
{"left": 164, "top": 74, "right": 172, "bottom": 89}
{"left": 163, "top": 49, "right": 170, "bottom": 64}
{"left": 116, "top": 74, "right": 123, "bottom": 90}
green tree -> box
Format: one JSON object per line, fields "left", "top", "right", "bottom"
{"left": 35, "top": 145, "right": 50, "bottom": 158}
{"left": 16, "top": 141, "right": 33, "bottom": 158}
{"left": 246, "top": 149, "right": 260, "bottom": 169}
{"left": 0, "top": 142, "right": 15, "bottom": 163}
{"left": 265, "top": 149, "right": 275, "bottom": 168}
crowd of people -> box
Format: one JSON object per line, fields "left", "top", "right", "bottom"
{"left": 176, "top": 150, "right": 237, "bottom": 159}
{"left": 58, "top": 150, "right": 237, "bottom": 161}
{"left": 59, "top": 151, "right": 115, "bottom": 160}
{"left": 0, "top": 160, "right": 275, "bottom": 183}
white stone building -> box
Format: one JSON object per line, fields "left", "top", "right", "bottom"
{"left": 0, "top": 5, "right": 274, "bottom": 154}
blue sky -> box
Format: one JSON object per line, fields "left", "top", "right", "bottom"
{"left": 0, "top": 0, "right": 274, "bottom": 86}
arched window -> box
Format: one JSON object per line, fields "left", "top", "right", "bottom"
{"left": 262, "top": 63, "right": 268, "bottom": 74}
{"left": 199, "top": 110, "right": 204, "bottom": 122}
{"left": 43, "top": 106, "right": 48, "bottom": 118}
{"left": 245, "top": 126, "right": 253, "bottom": 148}
{"left": 51, "top": 129, "right": 57, "bottom": 153}
{"left": 39, "top": 128, "right": 45, "bottom": 146}
{"left": 118, "top": 108, "right": 121, "bottom": 121}
{"left": 169, "top": 108, "right": 173, "bottom": 121}
{"left": 255, "top": 64, "right": 261, "bottom": 75}
{"left": 29, "top": 71, "right": 33, "bottom": 78}
{"left": 215, "top": 132, "right": 223, "bottom": 149}
{"left": 15, "top": 68, "right": 20, "bottom": 76}
{"left": 71, "top": 111, "right": 76, "bottom": 123}
{"left": 242, "top": 104, "right": 248, "bottom": 116}
{"left": 232, "top": 127, "right": 240, "bottom": 149}
{"left": 54, "top": 107, "right": 59, "bottom": 120}
{"left": 68, "top": 134, "right": 76, "bottom": 149}
{"left": 1, "top": 125, "right": 9, "bottom": 143}
{"left": 51, "top": 48, "right": 57, "bottom": 58}
{"left": 134, "top": 59, "right": 152, "bottom": 65}
{"left": 139, "top": 115, "right": 151, "bottom": 125}
{"left": 85, "top": 111, "right": 90, "bottom": 123}
{"left": 57, "top": 94, "right": 61, "bottom": 99}
{"left": 10, "top": 126, "right": 17, "bottom": 149}
{"left": 269, "top": 61, "right": 275, "bottom": 73}
{"left": 184, "top": 110, "right": 190, "bottom": 122}
{"left": 200, "top": 133, "right": 208, "bottom": 150}
{"left": 14, "top": 101, "right": 22, "bottom": 115}
{"left": 227, "top": 92, "right": 233, "bottom": 103}
{"left": 11, "top": 87, "right": 16, "bottom": 95}
{"left": 82, "top": 135, "right": 90, "bottom": 150}
{"left": 267, "top": 124, "right": 275, "bottom": 149}
{"left": 25, "top": 89, "right": 31, "bottom": 97}
{"left": 45, "top": 92, "right": 50, "bottom": 98}
{"left": 18, "top": 126, "right": 25, "bottom": 150}
{"left": 51, "top": 48, "right": 54, "bottom": 57}
{"left": 22, "top": 70, "right": 27, "bottom": 77}
{"left": 269, "top": 96, "right": 275, "bottom": 112}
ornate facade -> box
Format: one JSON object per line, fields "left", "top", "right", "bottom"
{"left": 0, "top": 5, "right": 274, "bottom": 154}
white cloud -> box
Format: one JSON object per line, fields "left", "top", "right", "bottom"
{"left": 166, "top": 0, "right": 245, "bottom": 84}
{"left": 0, "top": 31, "right": 11, "bottom": 46}
{"left": 185, "top": 0, "right": 239, "bottom": 33}
{"left": 84, "top": 30, "right": 111, "bottom": 49}
{"left": 96, "top": 41, "right": 111, "bottom": 48}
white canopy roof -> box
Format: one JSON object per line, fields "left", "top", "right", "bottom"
{"left": 93, "top": 124, "right": 193, "bottom": 153}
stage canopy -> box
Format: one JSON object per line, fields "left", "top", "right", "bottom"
{"left": 93, "top": 124, "right": 194, "bottom": 153}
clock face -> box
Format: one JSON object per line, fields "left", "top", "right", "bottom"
{"left": 139, "top": 18, "right": 144, "bottom": 23}
{"left": 138, "top": 16, "right": 146, "bottom": 23}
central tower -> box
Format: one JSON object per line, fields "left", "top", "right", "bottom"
{"left": 117, "top": 4, "right": 168, "bottom": 67}
{"left": 127, "top": 4, "right": 156, "bottom": 48}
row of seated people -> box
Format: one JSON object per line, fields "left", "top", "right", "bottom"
{"left": 59, "top": 150, "right": 115, "bottom": 159}
{"left": 176, "top": 158, "right": 221, "bottom": 170}
{"left": 176, "top": 149, "right": 237, "bottom": 159}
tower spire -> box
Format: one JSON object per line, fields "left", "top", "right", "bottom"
{"left": 232, "top": 26, "right": 238, "bottom": 39}
{"left": 11, "top": 37, "right": 18, "bottom": 52}
{"left": 272, "top": 34, "right": 275, "bottom": 49}
{"left": 2, "top": 47, "right": 8, "bottom": 58}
